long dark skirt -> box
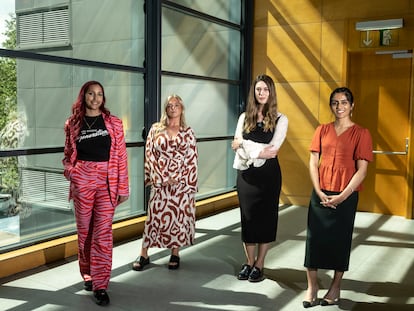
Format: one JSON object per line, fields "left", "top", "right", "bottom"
{"left": 237, "top": 157, "right": 281, "bottom": 243}
{"left": 304, "top": 189, "right": 358, "bottom": 271}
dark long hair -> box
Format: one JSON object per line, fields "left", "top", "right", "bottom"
{"left": 244, "top": 74, "right": 278, "bottom": 133}
{"left": 66, "top": 80, "right": 110, "bottom": 138}
{"left": 329, "top": 87, "right": 354, "bottom": 105}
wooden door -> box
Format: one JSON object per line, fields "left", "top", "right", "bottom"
{"left": 348, "top": 52, "right": 412, "bottom": 217}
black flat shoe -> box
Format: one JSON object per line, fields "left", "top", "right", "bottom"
{"left": 302, "top": 298, "right": 318, "bottom": 308}
{"left": 132, "top": 256, "right": 150, "bottom": 271}
{"left": 237, "top": 264, "right": 252, "bottom": 280}
{"left": 168, "top": 255, "right": 180, "bottom": 270}
{"left": 320, "top": 297, "right": 340, "bottom": 306}
{"left": 84, "top": 280, "right": 92, "bottom": 291}
{"left": 248, "top": 266, "right": 264, "bottom": 282}
{"left": 93, "top": 289, "right": 110, "bottom": 306}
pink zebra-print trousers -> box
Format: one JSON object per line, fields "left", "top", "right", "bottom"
{"left": 71, "top": 160, "right": 115, "bottom": 291}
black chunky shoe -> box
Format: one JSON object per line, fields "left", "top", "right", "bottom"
{"left": 248, "top": 266, "right": 264, "bottom": 282}
{"left": 84, "top": 280, "right": 92, "bottom": 291}
{"left": 132, "top": 256, "right": 150, "bottom": 271}
{"left": 237, "top": 264, "right": 252, "bottom": 280}
{"left": 93, "top": 289, "right": 110, "bottom": 306}
{"left": 168, "top": 255, "right": 180, "bottom": 270}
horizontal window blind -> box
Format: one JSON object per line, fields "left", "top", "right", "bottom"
{"left": 17, "top": 7, "right": 70, "bottom": 49}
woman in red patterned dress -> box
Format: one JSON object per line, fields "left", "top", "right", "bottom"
{"left": 63, "top": 81, "right": 129, "bottom": 306}
{"left": 132, "top": 94, "right": 198, "bottom": 271}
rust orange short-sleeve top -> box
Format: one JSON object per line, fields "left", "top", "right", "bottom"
{"left": 310, "top": 123, "right": 373, "bottom": 192}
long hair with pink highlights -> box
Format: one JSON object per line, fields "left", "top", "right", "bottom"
{"left": 65, "top": 80, "right": 110, "bottom": 138}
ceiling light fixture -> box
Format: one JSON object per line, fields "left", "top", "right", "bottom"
{"left": 356, "top": 18, "right": 403, "bottom": 31}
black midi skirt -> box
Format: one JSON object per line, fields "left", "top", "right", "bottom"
{"left": 236, "top": 157, "right": 281, "bottom": 243}
{"left": 304, "top": 189, "right": 359, "bottom": 271}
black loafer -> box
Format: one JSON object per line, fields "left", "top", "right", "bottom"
{"left": 84, "top": 280, "right": 92, "bottom": 291}
{"left": 94, "top": 289, "right": 110, "bottom": 306}
{"left": 248, "top": 266, "right": 264, "bottom": 282}
{"left": 237, "top": 264, "right": 252, "bottom": 280}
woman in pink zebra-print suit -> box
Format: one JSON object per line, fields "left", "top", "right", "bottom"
{"left": 63, "top": 81, "right": 129, "bottom": 306}
{"left": 132, "top": 94, "right": 198, "bottom": 271}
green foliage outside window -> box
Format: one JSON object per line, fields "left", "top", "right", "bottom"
{"left": 0, "top": 14, "right": 18, "bottom": 203}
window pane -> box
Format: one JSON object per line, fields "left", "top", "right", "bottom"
{"left": 16, "top": 61, "right": 145, "bottom": 149}
{"left": 161, "top": 76, "right": 239, "bottom": 199}
{"left": 162, "top": 7, "right": 241, "bottom": 80}
{"left": 197, "top": 140, "right": 237, "bottom": 199}
{"left": 0, "top": 153, "right": 77, "bottom": 251}
{"left": 114, "top": 147, "right": 145, "bottom": 222}
{"left": 161, "top": 76, "right": 239, "bottom": 138}
{"left": 168, "top": 0, "right": 241, "bottom": 24}
{"left": 0, "top": 148, "right": 145, "bottom": 252}
{"left": 13, "top": 0, "right": 145, "bottom": 67}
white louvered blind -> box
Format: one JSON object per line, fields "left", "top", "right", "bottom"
{"left": 17, "top": 6, "right": 70, "bottom": 49}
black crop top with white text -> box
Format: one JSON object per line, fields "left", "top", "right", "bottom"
{"left": 76, "top": 115, "right": 111, "bottom": 161}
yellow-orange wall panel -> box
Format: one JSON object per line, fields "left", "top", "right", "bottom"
{"left": 276, "top": 82, "right": 320, "bottom": 139}
{"left": 254, "top": 0, "right": 322, "bottom": 27}
{"left": 320, "top": 21, "right": 347, "bottom": 82}
{"left": 319, "top": 82, "right": 342, "bottom": 123}
{"left": 253, "top": 24, "right": 322, "bottom": 82}
{"left": 322, "top": 0, "right": 414, "bottom": 20}
{"left": 279, "top": 138, "right": 313, "bottom": 206}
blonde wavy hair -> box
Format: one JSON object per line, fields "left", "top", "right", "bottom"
{"left": 244, "top": 74, "right": 278, "bottom": 133}
{"left": 153, "top": 94, "right": 188, "bottom": 134}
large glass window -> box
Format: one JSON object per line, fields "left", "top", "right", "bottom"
{"left": 162, "top": 7, "right": 240, "bottom": 80}
{"left": 0, "top": 0, "right": 249, "bottom": 253}
{"left": 161, "top": 3, "right": 242, "bottom": 199}
{"left": 0, "top": 0, "right": 146, "bottom": 252}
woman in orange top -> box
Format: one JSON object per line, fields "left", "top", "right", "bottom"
{"left": 303, "top": 87, "right": 373, "bottom": 308}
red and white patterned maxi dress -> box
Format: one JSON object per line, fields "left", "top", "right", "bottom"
{"left": 142, "top": 125, "right": 198, "bottom": 249}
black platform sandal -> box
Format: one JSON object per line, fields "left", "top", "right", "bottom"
{"left": 168, "top": 255, "right": 180, "bottom": 270}
{"left": 132, "top": 256, "right": 150, "bottom": 271}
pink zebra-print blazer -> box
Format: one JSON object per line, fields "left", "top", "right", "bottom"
{"left": 62, "top": 113, "right": 129, "bottom": 207}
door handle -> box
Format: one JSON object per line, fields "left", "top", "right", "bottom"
{"left": 373, "top": 138, "right": 408, "bottom": 155}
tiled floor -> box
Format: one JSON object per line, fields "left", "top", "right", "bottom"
{"left": 1, "top": 205, "right": 413, "bottom": 310}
